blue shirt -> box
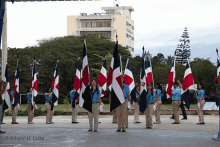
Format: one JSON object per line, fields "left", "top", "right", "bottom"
{"left": 136, "top": 92, "right": 139, "bottom": 102}
{"left": 197, "top": 89, "right": 205, "bottom": 100}
{"left": 45, "top": 93, "right": 52, "bottom": 103}
{"left": 10, "top": 90, "right": 14, "bottom": 102}
{"left": 156, "top": 89, "right": 161, "bottom": 101}
{"left": 146, "top": 91, "right": 156, "bottom": 104}
{"left": 123, "top": 84, "right": 130, "bottom": 98}
{"left": 27, "top": 92, "right": 32, "bottom": 103}
{"left": 172, "top": 87, "right": 181, "bottom": 101}
{"left": 91, "top": 89, "right": 101, "bottom": 102}
{"left": 179, "top": 85, "right": 182, "bottom": 89}
{"left": 70, "top": 90, "right": 75, "bottom": 102}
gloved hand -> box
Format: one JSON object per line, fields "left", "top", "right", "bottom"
{"left": 153, "top": 105, "right": 156, "bottom": 111}
{"left": 127, "top": 102, "right": 131, "bottom": 111}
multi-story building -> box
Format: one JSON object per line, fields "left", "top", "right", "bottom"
{"left": 67, "top": 5, "right": 134, "bottom": 57}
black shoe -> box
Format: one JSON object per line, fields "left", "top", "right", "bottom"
{"left": 72, "top": 121, "right": 79, "bottom": 124}
{"left": 99, "top": 122, "right": 101, "bottom": 123}
{"left": 88, "top": 129, "right": 93, "bottom": 132}
{"left": 200, "top": 122, "right": 205, "bottom": 124}
{"left": 172, "top": 122, "right": 180, "bottom": 124}
{"left": 126, "top": 126, "right": 128, "bottom": 128}
{"left": 0, "top": 130, "right": 6, "bottom": 133}
{"left": 1, "top": 122, "right": 5, "bottom": 124}
{"left": 11, "top": 122, "right": 19, "bottom": 124}
{"left": 170, "top": 117, "right": 174, "bottom": 119}
{"left": 181, "top": 118, "right": 187, "bottom": 120}
{"left": 148, "top": 126, "right": 152, "bottom": 129}
{"left": 122, "top": 130, "right": 126, "bottom": 132}
{"left": 135, "top": 121, "right": 141, "bottom": 123}
{"left": 116, "top": 130, "right": 121, "bottom": 132}
{"left": 94, "top": 130, "right": 98, "bottom": 132}
{"left": 112, "top": 122, "right": 117, "bottom": 124}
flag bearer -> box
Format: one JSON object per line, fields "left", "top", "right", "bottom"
{"left": 88, "top": 79, "right": 102, "bottom": 132}
{"left": 45, "top": 87, "right": 54, "bottom": 124}
{"left": 171, "top": 82, "right": 181, "bottom": 124}
{"left": 116, "top": 76, "right": 128, "bottom": 132}
{"left": 196, "top": 83, "right": 206, "bottom": 125}
{"left": 154, "top": 82, "right": 162, "bottom": 124}
{"left": 27, "top": 87, "right": 35, "bottom": 124}
{"left": 70, "top": 87, "right": 79, "bottom": 124}
{"left": 145, "top": 83, "right": 156, "bottom": 129}
{"left": 122, "top": 77, "right": 130, "bottom": 129}
{"left": 133, "top": 86, "right": 141, "bottom": 124}
{"left": 11, "top": 90, "right": 19, "bottom": 124}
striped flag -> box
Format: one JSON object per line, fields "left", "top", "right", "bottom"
{"left": 181, "top": 59, "right": 194, "bottom": 109}
{"left": 110, "top": 40, "right": 124, "bottom": 112}
{"left": 217, "top": 58, "right": 220, "bottom": 82}
{"left": 79, "top": 38, "right": 92, "bottom": 113}
{"left": 124, "top": 58, "right": 135, "bottom": 92}
{"left": 165, "top": 59, "right": 176, "bottom": 98}
{"left": 97, "top": 56, "right": 107, "bottom": 97}
{"left": 12, "top": 60, "right": 19, "bottom": 108}
{"left": 51, "top": 61, "right": 59, "bottom": 111}
{"left": 139, "top": 47, "right": 147, "bottom": 113}
{"left": 145, "top": 60, "right": 153, "bottom": 87}
{"left": 31, "top": 58, "right": 38, "bottom": 109}
{"left": 72, "top": 57, "right": 81, "bottom": 109}
{"left": 107, "top": 57, "right": 114, "bottom": 91}
{"left": 3, "top": 63, "right": 11, "bottom": 111}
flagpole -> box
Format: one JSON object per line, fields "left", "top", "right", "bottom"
{"left": 213, "top": 48, "right": 220, "bottom": 141}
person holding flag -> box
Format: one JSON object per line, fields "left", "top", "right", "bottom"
{"left": 131, "top": 86, "right": 141, "bottom": 124}
{"left": 45, "top": 87, "right": 53, "bottom": 124}
{"left": 10, "top": 90, "right": 19, "bottom": 124}
{"left": 0, "top": 80, "right": 7, "bottom": 133}
{"left": 88, "top": 78, "right": 102, "bottom": 132}
{"left": 171, "top": 82, "right": 181, "bottom": 124}
{"left": 27, "top": 87, "right": 35, "bottom": 124}
{"left": 154, "top": 82, "right": 162, "bottom": 124}
{"left": 70, "top": 87, "right": 79, "bottom": 124}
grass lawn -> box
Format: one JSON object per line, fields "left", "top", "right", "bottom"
{"left": 6, "top": 103, "right": 198, "bottom": 112}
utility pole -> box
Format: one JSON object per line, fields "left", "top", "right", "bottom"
{"left": 1, "top": 1, "right": 7, "bottom": 80}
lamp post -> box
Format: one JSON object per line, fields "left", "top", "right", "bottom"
{"left": 213, "top": 48, "right": 220, "bottom": 141}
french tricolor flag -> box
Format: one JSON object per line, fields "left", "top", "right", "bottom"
{"left": 166, "top": 59, "right": 176, "bottom": 98}
{"left": 51, "top": 61, "right": 59, "bottom": 111}
{"left": 110, "top": 40, "right": 124, "bottom": 112}
{"left": 145, "top": 60, "right": 153, "bottom": 87}
{"left": 79, "top": 38, "right": 92, "bottom": 113}
{"left": 3, "top": 63, "right": 11, "bottom": 112}
{"left": 217, "top": 58, "right": 220, "bottom": 82}
{"left": 139, "top": 47, "right": 147, "bottom": 113}
{"left": 12, "top": 60, "right": 19, "bottom": 108}
{"left": 107, "top": 57, "right": 114, "bottom": 91}
{"left": 97, "top": 56, "right": 107, "bottom": 97}
{"left": 31, "top": 58, "right": 38, "bottom": 109}
{"left": 181, "top": 59, "right": 194, "bottom": 109}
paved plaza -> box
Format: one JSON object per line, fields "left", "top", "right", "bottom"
{"left": 0, "top": 115, "right": 220, "bottom": 147}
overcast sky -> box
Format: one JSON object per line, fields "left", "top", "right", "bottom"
{"left": 6, "top": 0, "right": 220, "bottom": 64}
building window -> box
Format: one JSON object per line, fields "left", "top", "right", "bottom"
{"left": 82, "top": 22, "right": 87, "bottom": 28}
{"left": 126, "top": 33, "right": 129, "bottom": 38}
{"left": 126, "top": 45, "right": 129, "bottom": 49}
{"left": 132, "top": 37, "right": 134, "bottom": 41}
{"left": 126, "top": 21, "right": 129, "bottom": 27}
{"left": 96, "top": 21, "right": 111, "bottom": 27}
{"left": 80, "top": 31, "right": 111, "bottom": 39}
{"left": 132, "top": 26, "right": 134, "bottom": 30}
{"left": 81, "top": 22, "right": 92, "bottom": 28}
{"left": 132, "top": 48, "right": 134, "bottom": 51}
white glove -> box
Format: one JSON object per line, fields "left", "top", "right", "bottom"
{"left": 153, "top": 105, "right": 156, "bottom": 111}
{"left": 127, "top": 102, "right": 131, "bottom": 109}
{"left": 99, "top": 104, "right": 103, "bottom": 111}
{"left": 155, "top": 103, "right": 157, "bottom": 107}
{"left": 183, "top": 101, "right": 186, "bottom": 105}
{"left": 34, "top": 104, "right": 38, "bottom": 109}
{"left": 198, "top": 103, "right": 200, "bottom": 108}
{"left": 17, "top": 103, "right": 20, "bottom": 108}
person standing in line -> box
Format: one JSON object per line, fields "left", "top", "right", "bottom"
{"left": 145, "top": 83, "right": 156, "bottom": 129}
{"left": 88, "top": 79, "right": 102, "bottom": 132}
{"left": 214, "top": 80, "right": 220, "bottom": 107}
{"left": 116, "top": 76, "right": 128, "bottom": 132}
{"left": 112, "top": 109, "right": 117, "bottom": 123}
{"left": 123, "top": 78, "right": 130, "bottom": 129}
{"left": 154, "top": 82, "right": 162, "bottom": 124}
{"left": 70, "top": 87, "right": 79, "bottom": 124}
{"left": 27, "top": 87, "right": 35, "bottom": 124}
{"left": 0, "top": 80, "right": 7, "bottom": 133}
{"left": 196, "top": 83, "right": 206, "bottom": 125}
{"left": 45, "top": 87, "right": 54, "bottom": 124}
{"left": 10, "top": 89, "right": 19, "bottom": 124}
{"left": 133, "top": 86, "right": 141, "bottom": 124}
{"left": 171, "top": 82, "right": 181, "bottom": 124}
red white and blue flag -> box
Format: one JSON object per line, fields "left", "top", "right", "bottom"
{"left": 107, "top": 57, "right": 114, "bottom": 91}
{"left": 97, "top": 56, "right": 107, "bottom": 97}
{"left": 51, "top": 61, "right": 59, "bottom": 111}
{"left": 139, "top": 47, "right": 147, "bottom": 113}
{"left": 3, "top": 63, "right": 11, "bottom": 111}
{"left": 166, "top": 59, "right": 176, "bottom": 98}
{"left": 72, "top": 57, "right": 81, "bottom": 109}
{"left": 181, "top": 59, "right": 194, "bottom": 109}
{"left": 79, "top": 38, "right": 92, "bottom": 113}
{"left": 110, "top": 40, "right": 124, "bottom": 112}
{"left": 12, "top": 60, "right": 19, "bottom": 108}
{"left": 217, "top": 58, "right": 220, "bottom": 82}
{"left": 124, "top": 58, "right": 135, "bottom": 92}
{"left": 145, "top": 60, "right": 153, "bottom": 87}
{"left": 31, "top": 58, "right": 38, "bottom": 109}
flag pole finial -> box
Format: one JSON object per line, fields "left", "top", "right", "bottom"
{"left": 216, "top": 48, "right": 219, "bottom": 58}
{"left": 57, "top": 56, "right": 60, "bottom": 63}
{"left": 142, "top": 46, "right": 144, "bottom": 53}
{"left": 116, "top": 30, "right": 118, "bottom": 41}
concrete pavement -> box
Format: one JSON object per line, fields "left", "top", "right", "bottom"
{"left": 0, "top": 115, "right": 220, "bottom": 147}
